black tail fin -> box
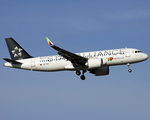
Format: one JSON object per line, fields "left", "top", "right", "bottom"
{"left": 5, "top": 38, "right": 33, "bottom": 60}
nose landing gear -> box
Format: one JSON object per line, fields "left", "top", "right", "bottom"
{"left": 127, "top": 63, "right": 132, "bottom": 73}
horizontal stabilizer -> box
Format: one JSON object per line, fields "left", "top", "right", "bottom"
{"left": 3, "top": 58, "right": 22, "bottom": 64}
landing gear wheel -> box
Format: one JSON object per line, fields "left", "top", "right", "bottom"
{"left": 128, "top": 69, "right": 132, "bottom": 73}
{"left": 80, "top": 75, "right": 86, "bottom": 80}
{"left": 76, "top": 70, "right": 81, "bottom": 76}
{"left": 127, "top": 63, "right": 132, "bottom": 73}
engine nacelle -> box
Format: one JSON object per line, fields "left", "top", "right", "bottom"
{"left": 85, "top": 58, "right": 102, "bottom": 69}
{"left": 89, "top": 66, "right": 109, "bottom": 76}
{"left": 85, "top": 58, "right": 107, "bottom": 69}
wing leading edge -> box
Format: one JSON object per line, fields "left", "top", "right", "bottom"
{"left": 45, "top": 37, "right": 87, "bottom": 67}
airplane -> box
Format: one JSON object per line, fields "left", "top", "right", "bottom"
{"left": 3, "top": 37, "right": 148, "bottom": 80}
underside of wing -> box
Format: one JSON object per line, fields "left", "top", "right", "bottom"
{"left": 45, "top": 37, "right": 87, "bottom": 67}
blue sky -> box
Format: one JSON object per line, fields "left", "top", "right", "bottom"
{"left": 0, "top": 0, "right": 150, "bottom": 120}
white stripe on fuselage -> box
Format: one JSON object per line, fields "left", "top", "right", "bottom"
{"left": 5, "top": 48, "right": 148, "bottom": 71}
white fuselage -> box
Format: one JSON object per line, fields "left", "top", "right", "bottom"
{"left": 4, "top": 48, "right": 148, "bottom": 71}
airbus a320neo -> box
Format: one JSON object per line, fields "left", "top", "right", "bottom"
{"left": 3, "top": 37, "right": 148, "bottom": 80}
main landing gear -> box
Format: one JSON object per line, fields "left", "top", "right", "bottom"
{"left": 127, "top": 63, "right": 132, "bottom": 73}
{"left": 76, "top": 70, "right": 86, "bottom": 80}
{"left": 76, "top": 70, "right": 81, "bottom": 76}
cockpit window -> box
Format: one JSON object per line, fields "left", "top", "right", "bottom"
{"left": 135, "top": 51, "right": 142, "bottom": 53}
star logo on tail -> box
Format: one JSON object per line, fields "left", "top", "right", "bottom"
{"left": 11, "top": 46, "right": 22, "bottom": 57}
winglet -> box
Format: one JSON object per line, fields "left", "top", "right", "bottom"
{"left": 45, "top": 37, "right": 54, "bottom": 46}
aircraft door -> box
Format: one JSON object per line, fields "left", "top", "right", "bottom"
{"left": 125, "top": 48, "right": 130, "bottom": 57}
{"left": 31, "top": 59, "right": 36, "bottom": 67}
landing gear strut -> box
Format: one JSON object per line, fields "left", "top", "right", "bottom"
{"left": 127, "top": 63, "right": 132, "bottom": 73}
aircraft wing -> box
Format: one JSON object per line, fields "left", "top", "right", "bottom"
{"left": 45, "top": 37, "right": 87, "bottom": 67}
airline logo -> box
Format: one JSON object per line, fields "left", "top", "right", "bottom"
{"left": 11, "top": 46, "right": 22, "bottom": 57}
{"left": 107, "top": 57, "right": 113, "bottom": 61}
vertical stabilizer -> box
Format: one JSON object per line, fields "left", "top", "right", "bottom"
{"left": 5, "top": 38, "right": 33, "bottom": 60}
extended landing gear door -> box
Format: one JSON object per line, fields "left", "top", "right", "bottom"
{"left": 125, "top": 48, "right": 130, "bottom": 57}
{"left": 31, "top": 58, "right": 36, "bottom": 67}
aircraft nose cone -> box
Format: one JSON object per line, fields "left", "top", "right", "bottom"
{"left": 143, "top": 53, "right": 149, "bottom": 60}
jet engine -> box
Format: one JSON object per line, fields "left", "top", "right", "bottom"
{"left": 89, "top": 66, "right": 109, "bottom": 76}
{"left": 85, "top": 58, "right": 107, "bottom": 69}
